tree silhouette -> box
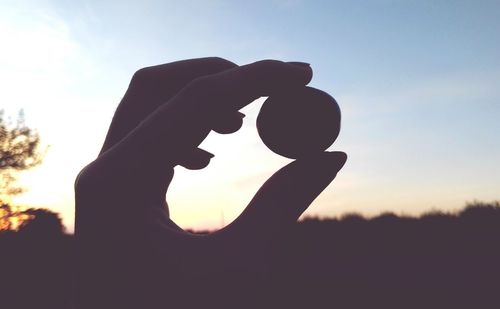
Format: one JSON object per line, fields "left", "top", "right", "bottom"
{"left": 0, "top": 202, "right": 29, "bottom": 231}
{"left": 0, "top": 109, "right": 44, "bottom": 196}
{"left": 0, "top": 201, "right": 64, "bottom": 234}
{"left": 0, "top": 201, "right": 14, "bottom": 231}
{"left": 0, "top": 201, "right": 499, "bottom": 308}
{"left": 18, "top": 207, "right": 65, "bottom": 235}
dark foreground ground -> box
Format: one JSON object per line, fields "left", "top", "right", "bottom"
{"left": 1, "top": 202, "right": 499, "bottom": 309}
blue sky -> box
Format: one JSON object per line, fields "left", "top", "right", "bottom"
{"left": 1, "top": 0, "right": 499, "bottom": 231}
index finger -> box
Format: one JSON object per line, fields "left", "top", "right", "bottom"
{"left": 100, "top": 57, "right": 237, "bottom": 154}
{"left": 98, "top": 60, "right": 313, "bottom": 176}
{"left": 151, "top": 60, "right": 313, "bottom": 156}
{"left": 172, "top": 60, "right": 313, "bottom": 113}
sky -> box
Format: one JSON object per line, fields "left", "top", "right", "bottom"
{"left": 1, "top": 0, "right": 499, "bottom": 232}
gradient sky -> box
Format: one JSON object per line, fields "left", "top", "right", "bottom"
{"left": 1, "top": 0, "right": 499, "bottom": 232}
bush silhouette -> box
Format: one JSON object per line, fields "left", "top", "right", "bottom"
{"left": 1, "top": 201, "right": 499, "bottom": 308}
{"left": 18, "top": 208, "right": 65, "bottom": 236}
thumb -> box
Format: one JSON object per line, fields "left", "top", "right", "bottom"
{"left": 224, "top": 151, "right": 347, "bottom": 237}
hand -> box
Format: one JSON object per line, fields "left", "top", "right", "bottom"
{"left": 74, "top": 57, "right": 347, "bottom": 308}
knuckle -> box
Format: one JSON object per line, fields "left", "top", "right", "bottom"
{"left": 205, "top": 57, "right": 235, "bottom": 70}
{"left": 74, "top": 163, "right": 101, "bottom": 196}
{"left": 130, "top": 67, "right": 153, "bottom": 86}
{"left": 208, "top": 56, "right": 229, "bottom": 63}
{"left": 74, "top": 166, "right": 91, "bottom": 193}
{"left": 254, "top": 59, "right": 285, "bottom": 70}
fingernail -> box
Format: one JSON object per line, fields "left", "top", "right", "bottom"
{"left": 196, "top": 148, "right": 215, "bottom": 158}
{"left": 206, "top": 151, "right": 215, "bottom": 158}
{"left": 287, "top": 61, "right": 311, "bottom": 68}
{"left": 237, "top": 111, "right": 246, "bottom": 118}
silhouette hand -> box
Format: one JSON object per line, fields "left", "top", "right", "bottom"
{"left": 74, "top": 57, "right": 347, "bottom": 308}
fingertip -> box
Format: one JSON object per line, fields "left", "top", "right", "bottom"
{"left": 212, "top": 113, "right": 244, "bottom": 134}
{"left": 292, "top": 151, "right": 347, "bottom": 173}
{"left": 325, "top": 151, "right": 348, "bottom": 170}
{"left": 286, "top": 61, "right": 311, "bottom": 67}
{"left": 241, "top": 59, "right": 313, "bottom": 93}
{"left": 270, "top": 60, "right": 313, "bottom": 87}
{"left": 286, "top": 61, "right": 313, "bottom": 85}
{"left": 179, "top": 157, "right": 212, "bottom": 170}
{"left": 178, "top": 148, "right": 214, "bottom": 170}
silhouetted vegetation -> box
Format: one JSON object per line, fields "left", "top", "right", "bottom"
{"left": 1, "top": 201, "right": 499, "bottom": 308}
{"left": 0, "top": 202, "right": 69, "bottom": 309}
{"left": 1, "top": 202, "right": 65, "bottom": 234}
{"left": 0, "top": 110, "right": 44, "bottom": 196}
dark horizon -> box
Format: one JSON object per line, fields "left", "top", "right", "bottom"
{"left": 1, "top": 200, "right": 499, "bottom": 308}
{"left": 3, "top": 1, "right": 500, "bottom": 229}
